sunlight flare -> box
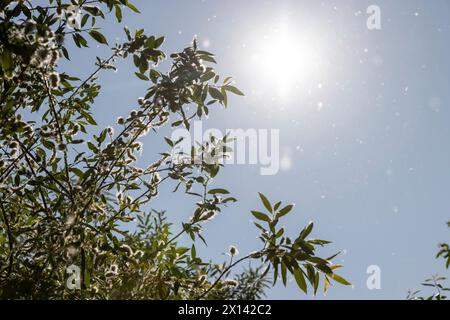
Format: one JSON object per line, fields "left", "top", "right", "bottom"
{"left": 249, "top": 22, "right": 327, "bottom": 98}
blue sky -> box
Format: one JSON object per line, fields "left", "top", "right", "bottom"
{"left": 63, "top": 0, "right": 450, "bottom": 299}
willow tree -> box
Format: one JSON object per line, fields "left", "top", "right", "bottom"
{"left": 0, "top": 0, "right": 349, "bottom": 299}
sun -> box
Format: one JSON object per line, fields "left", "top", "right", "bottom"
{"left": 249, "top": 23, "right": 326, "bottom": 98}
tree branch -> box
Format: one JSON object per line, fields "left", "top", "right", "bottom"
{"left": 196, "top": 253, "right": 254, "bottom": 300}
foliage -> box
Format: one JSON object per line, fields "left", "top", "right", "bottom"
{"left": 208, "top": 266, "right": 271, "bottom": 300}
{"left": 436, "top": 221, "right": 450, "bottom": 270}
{"left": 407, "top": 275, "right": 450, "bottom": 301}
{"left": 408, "top": 221, "right": 450, "bottom": 300}
{"left": 0, "top": 0, "right": 349, "bottom": 299}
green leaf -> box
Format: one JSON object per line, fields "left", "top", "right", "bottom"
{"left": 208, "top": 87, "right": 224, "bottom": 101}
{"left": 277, "top": 204, "right": 294, "bottom": 218}
{"left": 325, "top": 251, "right": 340, "bottom": 260}
{"left": 135, "top": 72, "right": 149, "bottom": 81}
{"left": 89, "top": 30, "right": 108, "bottom": 45}
{"left": 324, "top": 276, "right": 330, "bottom": 293}
{"left": 61, "top": 47, "right": 70, "bottom": 60}
{"left": 258, "top": 192, "right": 272, "bottom": 213}
{"left": 191, "top": 244, "right": 196, "bottom": 259}
{"left": 275, "top": 228, "right": 284, "bottom": 238}
{"left": 313, "top": 272, "right": 319, "bottom": 295}
{"left": 330, "top": 264, "right": 344, "bottom": 270}
{"left": 80, "top": 110, "right": 97, "bottom": 125}
{"left": 209, "top": 164, "right": 219, "bottom": 178}
{"left": 126, "top": 1, "right": 141, "bottom": 13}
{"left": 331, "top": 274, "right": 351, "bottom": 286}
{"left": 115, "top": 5, "right": 122, "bottom": 22}
{"left": 281, "top": 263, "right": 287, "bottom": 286}
{"left": 273, "top": 201, "right": 282, "bottom": 211}
{"left": 293, "top": 268, "right": 307, "bottom": 293}
{"left": 84, "top": 6, "right": 104, "bottom": 18}
{"left": 176, "top": 247, "right": 189, "bottom": 255}
{"left": 254, "top": 222, "right": 266, "bottom": 232}
{"left": 87, "top": 142, "right": 98, "bottom": 153}
{"left": 164, "top": 137, "right": 173, "bottom": 147}
{"left": 81, "top": 14, "right": 89, "bottom": 28}
{"left": 208, "top": 188, "right": 230, "bottom": 195}
{"left": 223, "top": 76, "right": 233, "bottom": 84}
{"left": 201, "top": 71, "right": 215, "bottom": 82}
{"left": 199, "top": 55, "right": 216, "bottom": 63}
{"left": 84, "top": 269, "right": 90, "bottom": 287}
{"left": 251, "top": 211, "right": 271, "bottom": 222}
{"left": 223, "top": 85, "right": 244, "bottom": 96}
{"left": 149, "top": 69, "right": 160, "bottom": 83}
{"left": 317, "top": 264, "right": 334, "bottom": 276}
{"left": 273, "top": 262, "right": 279, "bottom": 286}
{"left": 72, "top": 33, "right": 88, "bottom": 48}
{"left": 70, "top": 167, "right": 84, "bottom": 179}
{"left": 309, "top": 239, "right": 332, "bottom": 246}
{"left": 42, "top": 140, "right": 54, "bottom": 150}
{"left": 299, "top": 221, "right": 314, "bottom": 240}
{"left": 1, "top": 50, "right": 13, "bottom": 75}
{"left": 154, "top": 36, "right": 165, "bottom": 48}
{"left": 221, "top": 88, "right": 228, "bottom": 107}
{"left": 223, "top": 197, "right": 237, "bottom": 203}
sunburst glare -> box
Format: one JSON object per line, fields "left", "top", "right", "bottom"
{"left": 248, "top": 21, "right": 328, "bottom": 100}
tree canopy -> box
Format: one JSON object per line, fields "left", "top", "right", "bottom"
{"left": 0, "top": 0, "right": 350, "bottom": 299}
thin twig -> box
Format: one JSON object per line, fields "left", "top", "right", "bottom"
{"left": 14, "top": 138, "right": 72, "bottom": 198}
{"left": 0, "top": 201, "right": 14, "bottom": 281}
{"left": 196, "top": 253, "right": 254, "bottom": 300}
{"left": 42, "top": 74, "right": 75, "bottom": 203}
